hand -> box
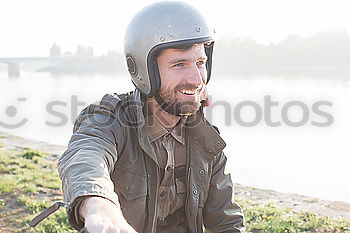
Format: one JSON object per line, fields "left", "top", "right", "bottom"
{"left": 80, "top": 196, "right": 137, "bottom": 233}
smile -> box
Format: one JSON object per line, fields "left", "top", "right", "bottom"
{"left": 179, "top": 89, "right": 196, "bottom": 95}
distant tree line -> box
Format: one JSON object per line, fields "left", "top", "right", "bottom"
{"left": 44, "top": 31, "right": 350, "bottom": 74}
{"left": 214, "top": 31, "right": 350, "bottom": 69}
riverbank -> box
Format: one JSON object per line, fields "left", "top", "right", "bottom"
{"left": 0, "top": 131, "right": 349, "bottom": 232}
{"left": 1, "top": 131, "right": 349, "bottom": 220}
{"left": 235, "top": 184, "right": 350, "bottom": 220}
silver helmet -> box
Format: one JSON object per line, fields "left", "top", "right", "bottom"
{"left": 124, "top": 1, "right": 215, "bottom": 97}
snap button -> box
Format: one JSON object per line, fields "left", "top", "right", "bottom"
{"left": 166, "top": 166, "right": 172, "bottom": 172}
{"left": 160, "top": 191, "right": 165, "bottom": 197}
{"left": 193, "top": 189, "right": 198, "bottom": 195}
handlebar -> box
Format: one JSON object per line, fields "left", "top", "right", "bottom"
{"left": 77, "top": 227, "right": 89, "bottom": 233}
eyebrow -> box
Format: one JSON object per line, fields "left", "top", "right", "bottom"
{"left": 168, "top": 57, "right": 207, "bottom": 64}
{"left": 168, "top": 58, "right": 187, "bottom": 64}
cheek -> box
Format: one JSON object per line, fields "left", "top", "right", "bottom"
{"left": 158, "top": 69, "right": 171, "bottom": 89}
{"left": 160, "top": 70, "right": 183, "bottom": 88}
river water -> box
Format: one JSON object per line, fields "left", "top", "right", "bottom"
{"left": 0, "top": 71, "right": 349, "bottom": 203}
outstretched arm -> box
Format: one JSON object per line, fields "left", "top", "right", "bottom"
{"left": 58, "top": 106, "right": 135, "bottom": 232}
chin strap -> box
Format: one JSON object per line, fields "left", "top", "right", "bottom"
{"left": 204, "top": 97, "right": 209, "bottom": 107}
{"left": 200, "top": 87, "right": 209, "bottom": 108}
{"left": 199, "top": 97, "right": 209, "bottom": 118}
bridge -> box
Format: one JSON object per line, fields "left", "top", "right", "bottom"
{"left": 0, "top": 57, "right": 52, "bottom": 77}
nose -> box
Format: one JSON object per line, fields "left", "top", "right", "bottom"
{"left": 186, "top": 64, "right": 205, "bottom": 86}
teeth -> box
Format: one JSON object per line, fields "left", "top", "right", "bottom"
{"left": 179, "top": 89, "right": 196, "bottom": 94}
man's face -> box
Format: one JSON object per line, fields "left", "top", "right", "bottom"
{"left": 155, "top": 44, "right": 207, "bottom": 116}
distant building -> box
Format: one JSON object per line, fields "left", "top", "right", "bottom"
{"left": 64, "top": 51, "right": 73, "bottom": 57}
{"left": 75, "top": 45, "right": 94, "bottom": 57}
{"left": 50, "top": 43, "right": 62, "bottom": 57}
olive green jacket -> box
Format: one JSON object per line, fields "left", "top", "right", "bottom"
{"left": 58, "top": 90, "right": 244, "bottom": 233}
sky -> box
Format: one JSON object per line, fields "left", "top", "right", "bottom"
{"left": 1, "top": 0, "right": 350, "bottom": 57}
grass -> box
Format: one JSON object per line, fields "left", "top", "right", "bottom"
{"left": 0, "top": 144, "right": 349, "bottom": 232}
{"left": 0, "top": 147, "right": 70, "bottom": 232}
{"left": 238, "top": 200, "right": 350, "bottom": 232}
{"left": 21, "top": 150, "right": 45, "bottom": 160}
{"left": 0, "top": 149, "right": 60, "bottom": 195}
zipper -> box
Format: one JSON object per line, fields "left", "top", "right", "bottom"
{"left": 150, "top": 161, "right": 160, "bottom": 233}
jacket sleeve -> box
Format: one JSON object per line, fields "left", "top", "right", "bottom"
{"left": 203, "top": 152, "right": 244, "bottom": 232}
{"left": 58, "top": 106, "right": 124, "bottom": 229}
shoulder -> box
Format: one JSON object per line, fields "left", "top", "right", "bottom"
{"left": 73, "top": 91, "right": 133, "bottom": 133}
{"left": 99, "top": 92, "right": 131, "bottom": 113}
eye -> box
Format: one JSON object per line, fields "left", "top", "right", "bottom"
{"left": 173, "top": 63, "right": 185, "bottom": 68}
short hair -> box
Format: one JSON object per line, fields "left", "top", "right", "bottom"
{"left": 155, "top": 43, "right": 203, "bottom": 58}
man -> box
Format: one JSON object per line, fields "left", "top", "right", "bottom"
{"left": 58, "top": 1, "right": 244, "bottom": 232}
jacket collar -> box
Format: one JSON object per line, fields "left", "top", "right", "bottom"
{"left": 185, "top": 111, "right": 226, "bottom": 159}
{"left": 130, "top": 90, "right": 226, "bottom": 162}
{"left": 145, "top": 110, "right": 186, "bottom": 145}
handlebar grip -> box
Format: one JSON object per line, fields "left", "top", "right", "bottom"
{"left": 77, "top": 227, "right": 89, "bottom": 233}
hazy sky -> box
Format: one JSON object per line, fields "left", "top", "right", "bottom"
{"left": 1, "top": 0, "right": 350, "bottom": 57}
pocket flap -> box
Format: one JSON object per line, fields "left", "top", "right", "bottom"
{"left": 114, "top": 165, "right": 147, "bottom": 200}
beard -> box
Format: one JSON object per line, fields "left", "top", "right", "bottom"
{"left": 155, "top": 83, "right": 205, "bottom": 116}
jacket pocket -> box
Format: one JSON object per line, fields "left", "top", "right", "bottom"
{"left": 114, "top": 165, "right": 147, "bottom": 200}
{"left": 113, "top": 165, "right": 148, "bottom": 232}
{"left": 190, "top": 144, "right": 212, "bottom": 208}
